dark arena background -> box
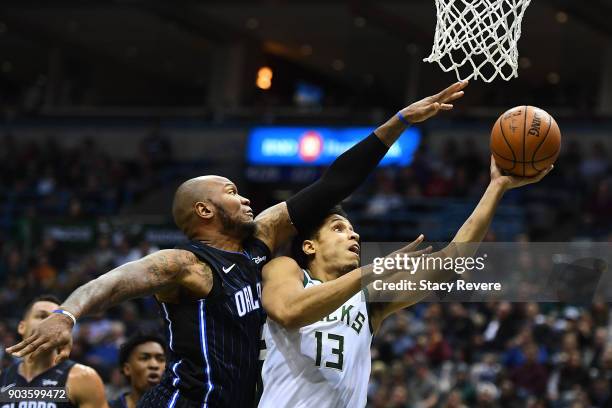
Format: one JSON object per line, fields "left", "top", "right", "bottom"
{"left": 1, "top": 1, "right": 612, "bottom": 407}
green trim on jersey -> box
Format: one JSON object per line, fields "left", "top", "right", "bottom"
{"left": 362, "top": 286, "right": 375, "bottom": 335}
{"left": 302, "top": 269, "right": 323, "bottom": 286}
{"left": 303, "top": 269, "right": 374, "bottom": 336}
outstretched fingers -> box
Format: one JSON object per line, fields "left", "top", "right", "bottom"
{"left": 7, "top": 334, "right": 43, "bottom": 357}
{"left": 529, "top": 165, "right": 554, "bottom": 183}
{"left": 411, "top": 246, "right": 433, "bottom": 257}
{"left": 421, "top": 102, "right": 442, "bottom": 116}
{"left": 435, "top": 80, "right": 469, "bottom": 101}
{"left": 5, "top": 334, "right": 36, "bottom": 354}
{"left": 442, "top": 90, "right": 465, "bottom": 104}
{"left": 403, "top": 234, "right": 425, "bottom": 252}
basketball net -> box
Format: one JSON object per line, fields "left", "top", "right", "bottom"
{"left": 423, "top": 0, "right": 532, "bottom": 82}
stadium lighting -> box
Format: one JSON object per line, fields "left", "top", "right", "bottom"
{"left": 555, "top": 11, "right": 568, "bottom": 24}
{"left": 256, "top": 66, "right": 273, "bottom": 90}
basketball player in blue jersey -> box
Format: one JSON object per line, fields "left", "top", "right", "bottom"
{"left": 109, "top": 334, "right": 167, "bottom": 408}
{"left": 259, "top": 157, "right": 552, "bottom": 407}
{"left": 0, "top": 296, "right": 108, "bottom": 408}
{"left": 7, "top": 80, "right": 468, "bottom": 408}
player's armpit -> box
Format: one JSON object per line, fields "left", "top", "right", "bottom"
{"left": 254, "top": 202, "right": 295, "bottom": 254}
{"left": 67, "top": 364, "right": 109, "bottom": 408}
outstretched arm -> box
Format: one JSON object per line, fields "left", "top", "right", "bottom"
{"left": 62, "top": 249, "right": 196, "bottom": 319}
{"left": 6, "top": 249, "right": 200, "bottom": 361}
{"left": 262, "top": 257, "right": 362, "bottom": 330}
{"left": 368, "top": 157, "right": 554, "bottom": 330}
{"left": 262, "top": 237, "right": 429, "bottom": 330}
{"left": 255, "top": 81, "right": 469, "bottom": 252}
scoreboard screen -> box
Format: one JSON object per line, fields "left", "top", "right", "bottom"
{"left": 247, "top": 126, "right": 421, "bottom": 166}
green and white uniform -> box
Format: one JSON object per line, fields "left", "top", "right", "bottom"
{"left": 259, "top": 269, "right": 373, "bottom": 408}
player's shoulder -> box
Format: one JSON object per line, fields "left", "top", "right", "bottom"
{"left": 68, "top": 363, "right": 102, "bottom": 381}
{"left": 157, "top": 247, "right": 200, "bottom": 262}
{"left": 146, "top": 248, "right": 203, "bottom": 271}
{"left": 66, "top": 363, "right": 107, "bottom": 406}
{"left": 262, "top": 256, "right": 303, "bottom": 278}
{"left": 264, "top": 256, "right": 300, "bottom": 270}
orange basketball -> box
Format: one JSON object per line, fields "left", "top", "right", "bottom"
{"left": 490, "top": 106, "right": 561, "bottom": 177}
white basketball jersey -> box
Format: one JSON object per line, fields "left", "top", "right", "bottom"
{"left": 259, "top": 269, "right": 373, "bottom": 408}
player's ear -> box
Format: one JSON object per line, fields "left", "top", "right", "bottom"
{"left": 122, "top": 363, "right": 131, "bottom": 377}
{"left": 17, "top": 320, "right": 26, "bottom": 336}
{"left": 302, "top": 240, "right": 316, "bottom": 256}
{"left": 194, "top": 201, "right": 214, "bottom": 220}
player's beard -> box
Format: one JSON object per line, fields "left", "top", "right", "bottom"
{"left": 214, "top": 203, "right": 256, "bottom": 240}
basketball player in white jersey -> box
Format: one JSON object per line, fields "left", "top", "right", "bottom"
{"left": 258, "top": 157, "right": 553, "bottom": 408}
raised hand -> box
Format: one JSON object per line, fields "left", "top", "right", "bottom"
{"left": 362, "top": 234, "right": 432, "bottom": 284}
{"left": 6, "top": 313, "right": 74, "bottom": 364}
{"left": 490, "top": 155, "right": 554, "bottom": 190}
{"left": 398, "top": 80, "right": 469, "bottom": 124}
{"left": 387, "top": 234, "right": 433, "bottom": 266}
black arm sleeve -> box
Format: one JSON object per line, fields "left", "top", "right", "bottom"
{"left": 286, "top": 132, "right": 389, "bottom": 232}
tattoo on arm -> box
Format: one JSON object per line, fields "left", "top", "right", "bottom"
{"left": 254, "top": 202, "right": 295, "bottom": 253}
{"left": 61, "top": 249, "right": 195, "bottom": 318}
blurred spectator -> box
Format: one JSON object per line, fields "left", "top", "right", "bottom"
{"left": 0, "top": 247, "right": 25, "bottom": 285}
{"left": 510, "top": 342, "right": 549, "bottom": 398}
{"left": 139, "top": 125, "right": 173, "bottom": 170}
{"left": 483, "top": 302, "right": 519, "bottom": 351}
{"left": 366, "top": 172, "right": 402, "bottom": 216}
{"left": 587, "top": 178, "right": 612, "bottom": 228}
{"left": 127, "top": 240, "right": 159, "bottom": 263}
{"left": 453, "top": 363, "right": 477, "bottom": 405}
{"left": 548, "top": 349, "right": 590, "bottom": 403}
{"left": 472, "top": 353, "right": 501, "bottom": 385}
{"left": 408, "top": 361, "right": 439, "bottom": 407}
{"left": 93, "top": 235, "right": 115, "bottom": 270}
{"left": 388, "top": 384, "right": 410, "bottom": 408}
{"left": 498, "top": 379, "right": 521, "bottom": 408}
{"left": 580, "top": 142, "right": 609, "bottom": 179}
{"left": 424, "top": 323, "right": 452, "bottom": 367}
{"left": 475, "top": 382, "right": 499, "bottom": 408}
{"left": 444, "top": 389, "right": 468, "bottom": 408}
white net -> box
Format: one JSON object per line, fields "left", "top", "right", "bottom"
{"left": 423, "top": 0, "right": 532, "bottom": 82}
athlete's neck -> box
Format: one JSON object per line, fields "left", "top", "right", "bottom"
{"left": 126, "top": 390, "right": 141, "bottom": 408}
{"left": 18, "top": 352, "right": 55, "bottom": 382}
{"left": 308, "top": 262, "right": 344, "bottom": 283}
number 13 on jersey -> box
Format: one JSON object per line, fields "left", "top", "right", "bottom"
{"left": 314, "top": 331, "right": 344, "bottom": 371}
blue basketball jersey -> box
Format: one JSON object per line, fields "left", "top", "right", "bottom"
{"left": 153, "top": 238, "right": 269, "bottom": 407}
{"left": 0, "top": 360, "right": 77, "bottom": 408}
